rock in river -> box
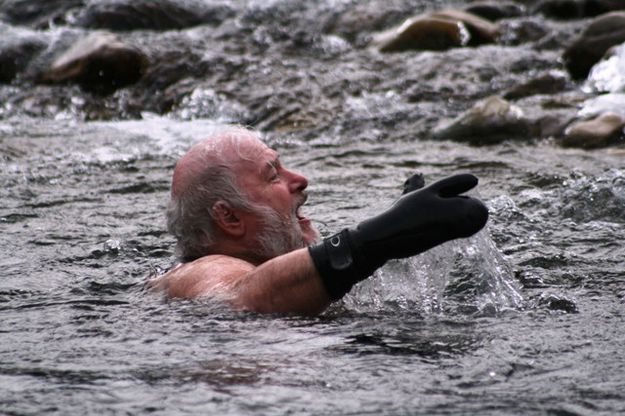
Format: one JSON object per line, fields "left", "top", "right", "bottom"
{"left": 560, "top": 112, "right": 625, "bottom": 148}
{"left": 373, "top": 8, "right": 498, "bottom": 52}
{"left": 431, "top": 96, "right": 533, "bottom": 144}
{"left": 429, "top": 9, "right": 500, "bottom": 46}
{"left": 563, "top": 11, "right": 625, "bottom": 79}
{"left": 373, "top": 16, "right": 471, "bottom": 52}
{"left": 39, "top": 32, "right": 148, "bottom": 94}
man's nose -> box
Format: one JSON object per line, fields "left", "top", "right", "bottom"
{"left": 286, "top": 169, "right": 308, "bottom": 193}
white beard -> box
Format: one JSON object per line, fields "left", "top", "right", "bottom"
{"left": 253, "top": 206, "right": 307, "bottom": 260}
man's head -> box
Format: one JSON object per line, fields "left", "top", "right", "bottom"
{"left": 167, "top": 126, "right": 319, "bottom": 264}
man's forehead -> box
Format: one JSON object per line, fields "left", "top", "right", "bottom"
{"left": 228, "top": 139, "right": 278, "bottom": 170}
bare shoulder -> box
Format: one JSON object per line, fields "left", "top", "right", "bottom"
{"left": 147, "top": 255, "right": 255, "bottom": 299}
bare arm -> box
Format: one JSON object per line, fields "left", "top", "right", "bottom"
{"left": 231, "top": 248, "right": 331, "bottom": 315}
{"left": 148, "top": 249, "right": 331, "bottom": 315}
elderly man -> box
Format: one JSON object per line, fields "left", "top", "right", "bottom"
{"left": 149, "top": 126, "right": 488, "bottom": 315}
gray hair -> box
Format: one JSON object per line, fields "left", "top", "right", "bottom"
{"left": 166, "top": 126, "right": 261, "bottom": 260}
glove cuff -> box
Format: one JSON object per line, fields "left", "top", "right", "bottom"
{"left": 308, "top": 229, "right": 379, "bottom": 301}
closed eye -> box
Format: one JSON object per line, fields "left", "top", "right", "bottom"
{"left": 267, "top": 158, "right": 282, "bottom": 182}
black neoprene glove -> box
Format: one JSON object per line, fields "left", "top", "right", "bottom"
{"left": 308, "top": 173, "right": 488, "bottom": 300}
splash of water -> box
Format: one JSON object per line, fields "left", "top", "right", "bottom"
{"left": 343, "top": 228, "right": 523, "bottom": 316}
{"left": 447, "top": 229, "right": 524, "bottom": 314}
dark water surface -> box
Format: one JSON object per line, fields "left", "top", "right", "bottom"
{"left": 2, "top": 0, "right": 625, "bottom": 415}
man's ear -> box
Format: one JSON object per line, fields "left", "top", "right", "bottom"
{"left": 212, "top": 201, "right": 245, "bottom": 237}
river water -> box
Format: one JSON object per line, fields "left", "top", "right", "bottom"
{"left": 2, "top": 0, "right": 625, "bottom": 415}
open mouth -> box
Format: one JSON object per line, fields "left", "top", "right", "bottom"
{"left": 296, "top": 204, "right": 306, "bottom": 221}
{"left": 295, "top": 195, "right": 308, "bottom": 221}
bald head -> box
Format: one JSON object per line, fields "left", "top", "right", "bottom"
{"left": 166, "top": 126, "right": 267, "bottom": 260}
{"left": 171, "top": 126, "right": 265, "bottom": 199}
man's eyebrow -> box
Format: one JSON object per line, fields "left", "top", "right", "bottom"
{"left": 262, "top": 156, "right": 280, "bottom": 174}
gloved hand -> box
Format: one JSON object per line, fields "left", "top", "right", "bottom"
{"left": 308, "top": 173, "right": 488, "bottom": 300}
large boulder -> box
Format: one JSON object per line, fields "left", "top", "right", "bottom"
{"left": 563, "top": 12, "right": 625, "bottom": 79}
{"left": 373, "top": 9, "right": 499, "bottom": 52}
{"left": 75, "top": 0, "right": 234, "bottom": 31}
{"left": 431, "top": 96, "right": 534, "bottom": 144}
{"left": 39, "top": 32, "right": 148, "bottom": 94}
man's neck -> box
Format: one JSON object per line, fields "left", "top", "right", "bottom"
{"left": 208, "top": 240, "right": 269, "bottom": 267}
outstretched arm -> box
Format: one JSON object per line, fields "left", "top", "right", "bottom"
{"left": 148, "top": 250, "right": 330, "bottom": 315}
{"left": 231, "top": 248, "right": 330, "bottom": 314}
{"left": 150, "top": 174, "right": 487, "bottom": 315}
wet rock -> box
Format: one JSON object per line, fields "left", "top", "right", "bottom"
{"left": 132, "top": 66, "right": 198, "bottom": 115}
{"left": 373, "top": 9, "right": 498, "bottom": 52}
{"left": 464, "top": 2, "right": 525, "bottom": 21}
{"left": 534, "top": 0, "right": 625, "bottom": 19}
{"left": 431, "top": 95, "right": 533, "bottom": 144}
{"left": 0, "top": 36, "right": 47, "bottom": 83}
{"left": 373, "top": 17, "right": 470, "bottom": 52}
{"left": 429, "top": 9, "right": 500, "bottom": 46}
{"left": 563, "top": 12, "right": 625, "bottom": 79}
{"left": 560, "top": 112, "right": 625, "bottom": 148}
{"left": 584, "top": 42, "right": 625, "bottom": 93}
{"left": 504, "top": 70, "right": 569, "bottom": 99}
{"left": 0, "top": 0, "right": 83, "bottom": 29}
{"left": 39, "top": 32, "right": 148, "bottom": 94}
{"left": 75, "top": 0, "right": 234, "bottom": 31}
{"left": 538, "top": 294, "right": 578, "bottom": 313}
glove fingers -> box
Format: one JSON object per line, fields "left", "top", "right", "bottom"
{"left": 460, "top": 197, "right": 489, "bottom": 236}
{"left": 430, "top": 173, "right": 478, "bottom": 197}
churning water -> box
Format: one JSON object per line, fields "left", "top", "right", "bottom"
{"left": 2, "top": 0, "right": 625, "bottom": 414}
{"left": 3, "top": 118, "right": 625, "bottom": 415}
